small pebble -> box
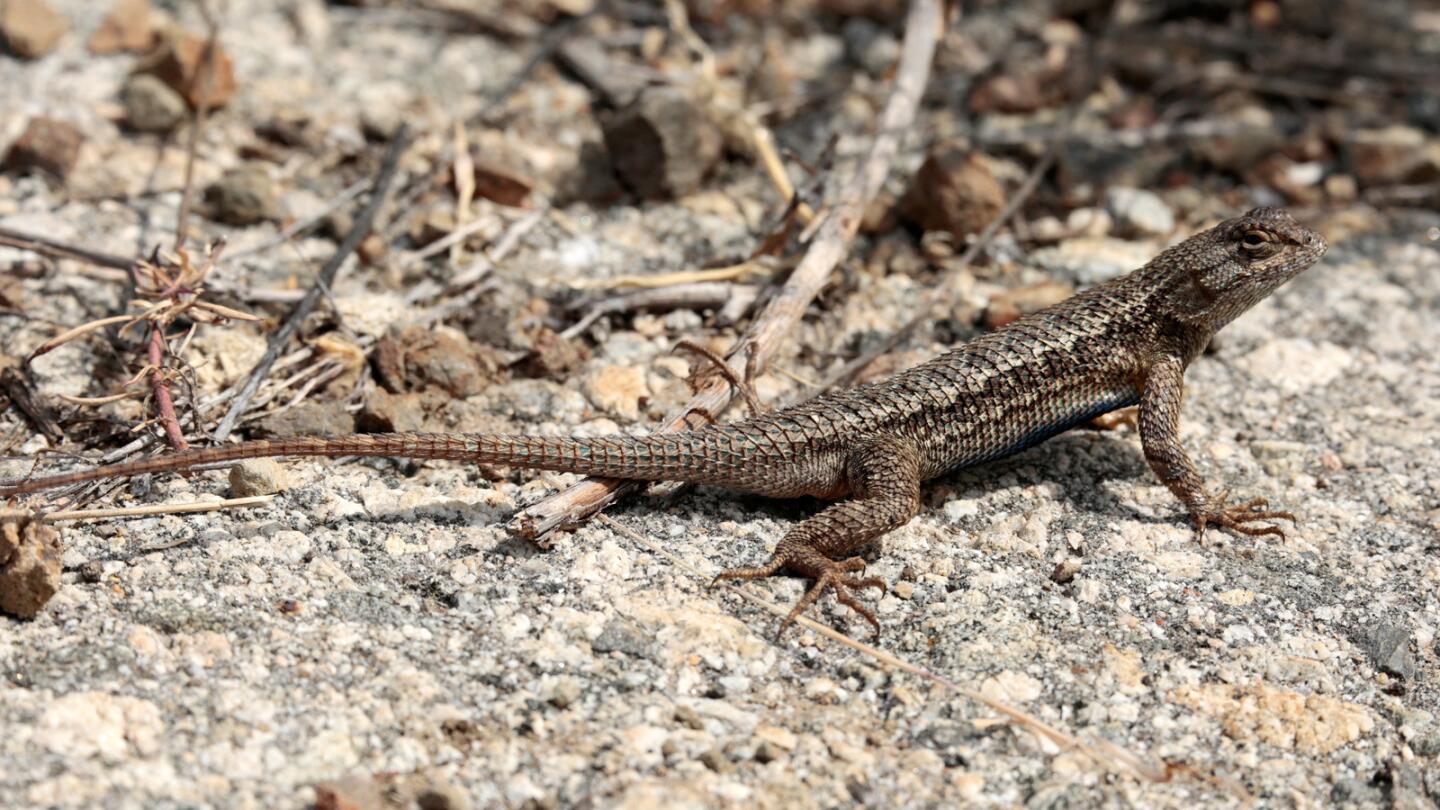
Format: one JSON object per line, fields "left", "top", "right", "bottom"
{"left": 229, "top": 459, "right": 289, "bottom": 497}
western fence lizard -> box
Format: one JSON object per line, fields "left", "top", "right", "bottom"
{"left": 1, "top": 207, "right": 1328, "bottom": 634}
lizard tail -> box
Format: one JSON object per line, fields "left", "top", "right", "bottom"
{"left": 0, "top": 431, "right": 754, "bottom": 497}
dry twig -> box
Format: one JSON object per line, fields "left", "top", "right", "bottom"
{"left": 42, "top": 494, "right": 275, "bottom": 522}
{"left": 512, "top": 0, "right": 945, "bottom": 543}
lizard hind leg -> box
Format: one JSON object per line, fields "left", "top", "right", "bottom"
{"left": 712, "top": 439, "right": 922, "bottom": 637}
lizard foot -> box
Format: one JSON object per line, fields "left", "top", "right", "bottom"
{"left": 713, "top": 555, "right": 886, "bottom": 638}
{"left": 1193, "top": 493, "right": 1296, "bottom": 539}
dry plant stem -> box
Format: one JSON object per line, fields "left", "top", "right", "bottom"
{"left": 511, "top": 0, "right": 944, "bottom": 543}
{"left": 560, "top": 282, "right": 758, "bottom": 340}
{"left": 596, "top": 516, "right": 1189, "bottom": 791}
{"left": 211, "top": 125, "right": 410, "bottom": 442}
{"left": 0, "top": 226, "right": 133, "bottom": 273}
{"left": 174, "top": 3, "right": 221, "bottom": 251}
{"left": 42, "top": 494, "right": 274, "bottom": 522}
{"left": 147, "top": 326, "right": 188, "bottom": 451}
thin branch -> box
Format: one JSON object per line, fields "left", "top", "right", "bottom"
{"left": 42, "top": 494, "right": 275, "bottom": 522}
{"left": 0, "top": 226, "right": 133, "bottom": 272}
{"left": 510, "top": 0, "right": 945, "bottom": 543}
{"left": 211, "top": 126, "right": 410, "bottom": 441}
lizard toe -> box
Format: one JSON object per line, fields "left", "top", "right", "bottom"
{"left": 1193, "top": 493, "right": 1297, "bottom": 541}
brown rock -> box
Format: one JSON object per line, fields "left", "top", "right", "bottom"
{"left": 899, "top": 145, "right": 1005, "bottom": 241}
{"left": 228, "top": 459, "right": 288, "bottom": 497}
{"left": 357, "top": 389, "right": 426, "bottom": 433}
{"left": 0, "top": 510, "right": 63, "bottom": 619}
{"left": 519, "top": 327, "right": 588, "bottom": 381}
{"left": 203, "top": 166, "right": 278, "bottom": 225}
{"left": 601, "top": 85, "right": 722, "bottom": 199}
{"left": 581, "top": 365, "right": 649, "bottom": 420}
{"left": 0, "top": 0, "right": 68, "bottom": 59}
{"left": 2, "top": 117, "right": 84, "bottom": 181}
{"left": 137, "top": 31, "right": 236, "bottom": 110}
{"left": 88, "top": 0, "right": 154, "bottom": 54}
{"left": 453, "top": 142, "right": 537, "bottom": 208}
{"left": 410, "top": 330, "right": 497, "bottom": 398}
{"left": 371, "top": 326, "right": 500, "bottom": 398}
{"left": 983, "top": 281, "right": 1074, "bottom": 330}
{"left": 253, "top": 401, "right": 355, "bottom": 439}
{"left": 1347, "top": 126, "right": 1439, "bottom": 187}
{"left": 968, "top": 72, "right": 1053, "bottom": 115}
{"left": 470, "top": 159, "right": 534, "bottom": 208}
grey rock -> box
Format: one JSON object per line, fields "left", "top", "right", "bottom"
{"left": 1390, "top": 761, "right": 1432, "bottom": 810}
{"left": 1330, "top": 777, "right": 1384, "bottom": 805}
{"left": 253, "top": 401, "right": 355, "bottom": 438}
{"left": 121, "top": 74, "right": 187, "bottom": 133}
{"left": 204, "top": 166, "right": 279, "bottom": 225}
{"left": 591, "top": 619, "right": 651, "bottom": 658}
{"left": 1364, "top": 622, "right": 1416, "bottom": 680}
{"left": 1104, "top": 187, "right": 1175, "bottom": 237}
{"left": 601, "top": 85, "right": 722, "bottom": 200}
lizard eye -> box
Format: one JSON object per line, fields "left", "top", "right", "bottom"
{"left": 1240, "top": 229, "right": 1274, "bottom": 253}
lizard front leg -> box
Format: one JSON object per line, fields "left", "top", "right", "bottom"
{"left": 713, "top": 438, "right": 921, "bottom": 636}
{"left": 1140, "top": 351, "right": 1295, "bottom": 538}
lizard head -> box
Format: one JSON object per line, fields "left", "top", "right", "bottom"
{"left": 1166, "top": 206, "right": 1328, "bottom": 330}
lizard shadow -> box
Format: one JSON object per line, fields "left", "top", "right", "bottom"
{"left": 925, "top": 429, "right": 1171, "bottom": 526}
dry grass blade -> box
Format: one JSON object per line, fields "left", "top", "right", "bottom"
{"left": 581, "top": 260, "right": 776, "bottom": 290}
{"left": 27, "top": 315, "right": 136, "bottom": 359}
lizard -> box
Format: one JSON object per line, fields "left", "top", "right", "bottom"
{"left": 0, "top": 207, "right": 1327, "bottom": 634}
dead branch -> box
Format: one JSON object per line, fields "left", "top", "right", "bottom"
{"left": 511, "top": 0, "right": 945, "bottom": 544}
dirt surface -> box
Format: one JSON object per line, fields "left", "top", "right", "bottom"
{"left": 2, "top": 1, "right": 1439, "bottom": 808}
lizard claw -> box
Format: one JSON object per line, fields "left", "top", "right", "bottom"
{"left": 712, "top": 554, "right": 887, "bottom": 639}
{"left": 1193, "top": 492, "right": 1296, "bottom": 540}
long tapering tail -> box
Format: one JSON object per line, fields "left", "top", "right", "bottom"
{"left": 0, "top": 430, "right": 763, "bottom": 498}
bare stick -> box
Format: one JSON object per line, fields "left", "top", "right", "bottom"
{"left": 146, "top": 326, "right": 188, "bottom": 451}
{"left": 0, "top": 226, "right": 133, "bottom": 272}
{"left": 42, "top": 494, "right": 275, "bottom": 522}
{"left": 511, "top": 0, "right": 945, "bottom": 543}
{"left": 211, "top": 126, "right": 410, "bottom": 441}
